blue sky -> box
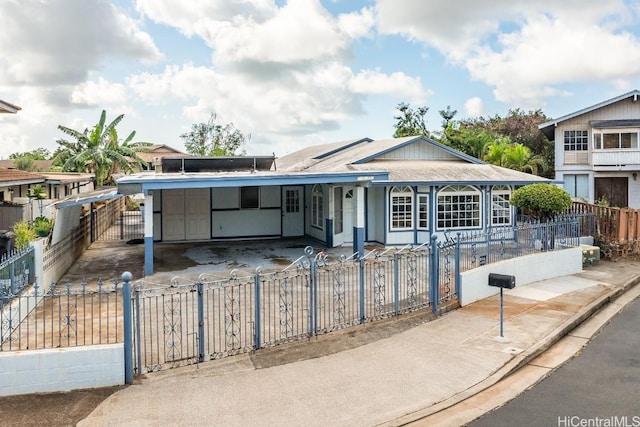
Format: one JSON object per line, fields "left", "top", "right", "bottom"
{"left": 2, "top": 0, "right": 640, "bottom": 160}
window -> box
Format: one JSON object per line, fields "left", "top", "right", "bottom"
{"left": 241, "top": 186, "right": 259, "bottom": 209}
{"left": 564, "top": 130, "right": 589, "bottom": 151}
{"left": 491, "top": 185, "right": 511, "bottom": 226}
{"left": 284, "top": 189, "right": 300, "bottom": 213}
{"left": 593, "top": 130, "right": 639, "bottom": 150}
{"left": 334, "top": 187, "right": 343, "bottom": 234}
{"left": 437, "top": 185, "right": 481, "bottom": 230}
{"left": 390, "top": 186, "right": 413, "bottom": 230}
{"left": 311, "top": 184, "right": 324, "bottom": 229}
{"left": 418, "top": 194, "right": 429, "bottom": 230}
{"left": 564, "top": 174, "right": 589, "bottom": 199}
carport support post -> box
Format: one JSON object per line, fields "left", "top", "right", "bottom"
{"left": 144, "top": 192, "right": 154, "bottom": 276}
{"left": 122, "top": 271, "right": 134, "bottom": 385}
{"left": 353, "top": 186, "right": 365, "bottom": 260}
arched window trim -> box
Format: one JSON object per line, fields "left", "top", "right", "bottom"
{"left": 436, "top": 185, "right": 481, "bottom": 230}
{"left": 390, "top": 186, "right": 414, "bottom": 231}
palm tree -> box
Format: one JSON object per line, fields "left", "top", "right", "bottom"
{"left": 484, "top": 138, "right": 511, "bottom": 167}
{"left": 503, "top": 144, "right": 545, "bottom": 175}
{"left": 54, "top": 110, "right": 150, "bottom": 186}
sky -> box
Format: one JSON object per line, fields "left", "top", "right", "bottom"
{"left": 2, "top": 0, "right": 640, "bottom": 160}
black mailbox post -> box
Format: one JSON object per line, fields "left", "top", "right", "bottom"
{"left": 488, "top": 273, "right": 516, "bottom": 289}
{"left": 488, "top": 273, "right": 516, "bottom": 338}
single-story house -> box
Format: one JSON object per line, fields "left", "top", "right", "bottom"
{"left": 117, "top": 136, "right": 549, "bottom": 275}
{"left": 539, "top": 89, "right": 640, "bottom": 207}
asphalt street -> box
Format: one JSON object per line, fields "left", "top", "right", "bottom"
{"left": 469, "top": 294, "right": 640, "bottom": 427}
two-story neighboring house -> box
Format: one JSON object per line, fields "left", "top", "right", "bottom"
{"left": 539, "top": 90, "right": 640, "bottom": 208}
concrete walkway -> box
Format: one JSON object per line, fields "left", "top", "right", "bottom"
{"left": 79, "top": 261, "right": 640, "bottom": 427}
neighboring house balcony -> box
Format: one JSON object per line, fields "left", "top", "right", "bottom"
{"left": 591, "top": 149, "right": 640, "bottom": 171}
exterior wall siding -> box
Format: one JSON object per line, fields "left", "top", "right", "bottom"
{"left": 378, "top": 142, "right": 459, "bottom": 160}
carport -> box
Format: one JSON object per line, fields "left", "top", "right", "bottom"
{"left": 117, "top": 159, "right": 385, "bottom": 276}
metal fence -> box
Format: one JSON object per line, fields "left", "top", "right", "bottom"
{"left": 96, "top": 210, "right": 144, "bottom": 242}
{"left": 1, "top": 216, "right": 588, "bottom": 378}
{"left": 0, "top": 247, "right": 35, "bottom": 307}
{"left": 0, "top": 278, "right": 123, "bottom": 351}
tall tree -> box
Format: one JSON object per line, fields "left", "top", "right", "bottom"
{"left": 54, "top": 110, "right": 150, "bottom": 186}
{"left": 181, "top": 114, "right": 249, "bottom": 156}
{"left": 393, "top": 103, "right": 430, "bottom": 138}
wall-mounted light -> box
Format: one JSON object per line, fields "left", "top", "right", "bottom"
{"left": 633, "top": 173, "right": 637, "bottom": 181}
{"left": 7, "top": 188, "right": 13, "bottom": 193}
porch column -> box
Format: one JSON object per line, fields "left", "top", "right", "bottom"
{"left": 144, "top": 191, "right": 154, "bottom": 276}
{"left": 353, "top": 186, "right": 365, "bottom": 257}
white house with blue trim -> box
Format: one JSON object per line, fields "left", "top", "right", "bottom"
{"left": 116, "top": 136, "right": 548, "bottom": 275}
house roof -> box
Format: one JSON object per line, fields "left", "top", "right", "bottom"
{"left": 41, "top": 172, "right": 95, "bottom": 184}
{"left": 352, "top": 160, "right": 548, "bottom": 186}
{"left": 0, "top": 160, "right": 54, "bottom": 171}
{"left": 0, "top": 168, "right": 45, "bottom": 186}
{"left": 117, "top": 136, "right": 548, "bottom": 192}
{"left": 538, "top": 89, "right": 640, "bottom": 139}
{"left": 0, "top": 99, "right": 21, "bottom": 114}
{"left": 137, "top": 144, "right": 189, "bottom": 163}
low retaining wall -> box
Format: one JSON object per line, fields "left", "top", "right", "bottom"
{"left": 0, "top": 343, "right": 124, "bottom": 396}
{"left": 459, "top": 247, "right": 583, "bottom": 306}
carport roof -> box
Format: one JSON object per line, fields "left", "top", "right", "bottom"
{"left": 116, "top": 170, "right": 389, "bottom": 194}
{"left": 54, "top": 187, "right": 120, "bottom": 208}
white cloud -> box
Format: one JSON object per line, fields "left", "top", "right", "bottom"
{"left": 464, "top": 97, "right": 485, "bottom": 117}
{"left": 0, "top": 0, "right": 161, "bottom": 87}
{"left": 350, "top": 70, "right": 427, "bottom": 104}
{"left": 71, "top": 78, "right": 128, "bottom": 107}
{"left": 375, "top": 0, "right": 639, "bottom": 107}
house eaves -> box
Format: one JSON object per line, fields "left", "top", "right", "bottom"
{"left": 538, "top": 89, "right": 640, "bottom": 140}
{"left": 116, "top": 170, "right": 389, "bottom": 194}
{"left": 0, "top": 99, "right": 21, "bottom": 114}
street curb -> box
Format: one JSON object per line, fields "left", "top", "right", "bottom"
{"left": 383, "top": 274, "right": 640, "bottom": 427}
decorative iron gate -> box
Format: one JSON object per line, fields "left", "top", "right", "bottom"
{"left": 96, "top": 210, "right": 144, "bottom": 242}
{"left": 131, "top": 245, "right": 438, "bottom": 374}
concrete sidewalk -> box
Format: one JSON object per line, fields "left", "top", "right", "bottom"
{"left": 79, "top": 261, "right": 640, "bottom": 427}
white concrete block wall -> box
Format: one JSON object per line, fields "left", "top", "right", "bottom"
{"left": 0, "top": 344, "right": 124, "bottom": 396}
{"left": 459, "top": 247, "right": 583, "bottom": 306}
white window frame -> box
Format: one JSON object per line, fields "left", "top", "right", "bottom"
{"left": 390, "top": 186, "right": 413, "bottom": 231}
{"left": 592, "top": 128, "right": 640, "bottom": 150}
{"left": 491, "top": 185, "right": 512, "bottom": 226}
{"left": 564, "top": 130, "right": 589, "bottom": 151}
{"left": 436, "top": 185, "right": 481, "bottom": 230}
{"left": 311, "top": 184, "right": 324, "bottom": 229}
{"left": 417, "top": 194, "right": 429, "bottom": 230}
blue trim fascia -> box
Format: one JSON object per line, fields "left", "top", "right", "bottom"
{"left": 119, "top": 171, "right": 389, "bottom": 191}
{"left": 352, "top": 136, "right": 484, "bottom": 165}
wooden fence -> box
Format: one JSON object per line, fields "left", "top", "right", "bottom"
{"left": 567, "top": 202, "right": 640, "bottom": 259}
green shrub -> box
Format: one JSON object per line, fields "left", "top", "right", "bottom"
{"left": 33, "top": 216, "right": 53, "bottom": 237}
{"left": 510, "top": 184, "right": 572, "bottom": 221}
{"left": 12, "top": 220, "right": 37, "bottom": 250}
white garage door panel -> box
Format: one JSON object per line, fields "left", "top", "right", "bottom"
{"left": 186, "top": 188, "right": 211, "bottom": 240}
{"left": 162, "top": 190, "right": 186, "bottom": 241}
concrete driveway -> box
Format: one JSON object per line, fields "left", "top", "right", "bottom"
{"left": 58, "top": 237, "right": 359, "bottom": 285}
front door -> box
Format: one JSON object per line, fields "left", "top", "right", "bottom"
{"left": 282, "top": 186, "right": 304, "bottom": 237}
{"left": 343, "top": 188, "right": 354, "bottom": 243}
{"left": 595, "top": 177, "right": 628, "bottom": 207}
